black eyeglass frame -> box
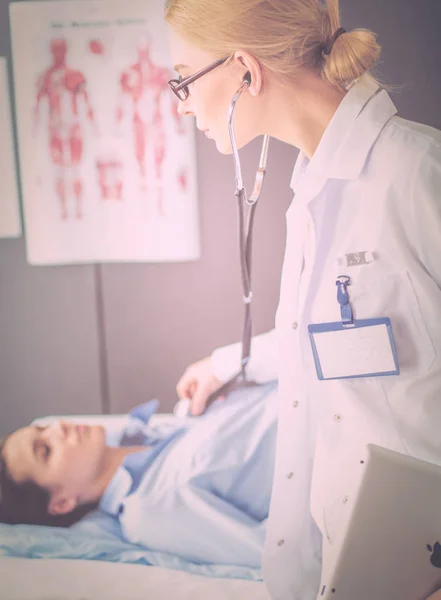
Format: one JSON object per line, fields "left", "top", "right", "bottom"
{"left": 168, "top": 56, "right": 230, "bottom": 101}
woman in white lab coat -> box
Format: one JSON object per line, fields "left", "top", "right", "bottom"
{"left": 166, "top": 0, "right": 441, "bottom": 597}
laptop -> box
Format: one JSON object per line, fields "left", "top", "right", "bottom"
{"left": 319, "top": 444, "right": 441, "bottom": 600}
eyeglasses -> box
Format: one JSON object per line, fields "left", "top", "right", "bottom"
{"left": 168, "top": 56, "right": 230, "bottom": 101}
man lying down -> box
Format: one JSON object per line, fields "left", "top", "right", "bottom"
{"left": 0, "top": 381, "right": 278, "bottom": 568}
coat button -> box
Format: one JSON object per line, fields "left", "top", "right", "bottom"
{"left": 342, "top": 496, "right": 348, "bottom": 504}
{"left": 292, "top": 322, "right": 298, "bottom": 330}
{"left": 334, "top": 414, "right": 342, "bottom": 422}
{"left": 293, "top": 400, "right": 299, "bottom": 408}
{"left": 118, "top": 505, "right": 124, "bottom": 515}
{"left": 287, "top": 472, "right": 294, "bottom": 479}
{"left": 277, "top": 539, "right": 285, "bottom": 547}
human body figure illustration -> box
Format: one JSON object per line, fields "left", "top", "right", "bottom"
{"left": 34, "top": 38, "right": 95, "bottom": 220}
{"left": 116, "top": 38, "right": 185, "bottom": 215}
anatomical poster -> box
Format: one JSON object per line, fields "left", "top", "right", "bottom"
{"left": 9, "top": 0, "right": 200, "bottom": 265}
{"left": 0, "top": 57, "right": 21, "bottom": 238}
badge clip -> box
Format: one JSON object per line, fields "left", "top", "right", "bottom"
{"left": 336, "top": 275, "right": 353, "bottom": 326}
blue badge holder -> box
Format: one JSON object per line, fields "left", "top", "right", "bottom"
{"left": 308, "top": 318, "right": 400, "bottom": 381}
{"left": 308, "top": 275, "right": 400, "bottom": 381}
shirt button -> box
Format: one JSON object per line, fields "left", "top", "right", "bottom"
{"left": 277, "top": 539, "right": 285, "bottom": 547}
{"left": 293, "top": 400, "right": 299, "bottom": 408}
{"left": 292, "top": 322, "right": 298, "bottom": 330}
{"left": 287, "top": 472, "right": 294, "bottom": 479}
{"left": 334, "top": 414, "right": 342, "bottom": 422}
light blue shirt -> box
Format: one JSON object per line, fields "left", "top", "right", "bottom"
{"left": 100, "top": 381, "right": 278, "bottom": 568}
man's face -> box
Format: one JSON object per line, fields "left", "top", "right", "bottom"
{"left": 2, "top": 421, "right": 107, "bottom": 512}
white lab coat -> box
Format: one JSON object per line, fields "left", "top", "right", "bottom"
{"left": 211, "top": 75, "right": 441, "bottom": 599}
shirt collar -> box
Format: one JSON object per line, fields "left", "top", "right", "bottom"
{"left": 118, "top": 400, "right": 159, "bottom": 447}
{"left": 99, "top": 398, "right": 185, "bottom": 517}
{"left": 290, "top": 75, "right": 398, "bottom": 191}
{"left": 129, "top": 399, "right": 159, "bottom": 424}
{"left": 99, "top": 399, "right": 160, "bottom": 516}
{"left": 100, "top": 431, "right": 184, "bottom": 517}
{"left": 100, "top": 465, "right": 132, "bottom": 516}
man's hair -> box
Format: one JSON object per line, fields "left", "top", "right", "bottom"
{"left": 0, "top": 436, "right": 98, "bottom": 527}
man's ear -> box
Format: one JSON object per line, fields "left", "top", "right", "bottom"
{"left": 48, "top": 493, "right": 78, "bottom": 516}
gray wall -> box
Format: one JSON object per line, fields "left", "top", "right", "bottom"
{"left": 1, "top": 0, "right": 440, "bottom": 436}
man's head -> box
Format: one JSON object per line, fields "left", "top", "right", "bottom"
{"left": 0, "top": 421, "right": 107, "bottom": 526}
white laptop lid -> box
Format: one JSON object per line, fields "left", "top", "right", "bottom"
{"left": 319, "top": 444, "right": 441, "bottom": 600}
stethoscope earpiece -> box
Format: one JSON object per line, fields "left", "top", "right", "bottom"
{"left": 242, "top": 71, "right": 252, "bottom": 86}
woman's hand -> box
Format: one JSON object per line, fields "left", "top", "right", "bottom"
{"left": 426, "top": 590, "right": 441, "bottom": 600}
{"left": 176, "top": 357, "right": 223, "bottom": 416}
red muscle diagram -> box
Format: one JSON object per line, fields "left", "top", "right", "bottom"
{"left": 88, "top": 39, "right": 105, "bottom": 56}
{"left": 116, "top": 38, "right": 185, "bottom": 215}
{"left": 34, "top": 38, "right": 95, "bottom": 220}
{"left": 96, "top": 156, "right": 123, "bottom": 201}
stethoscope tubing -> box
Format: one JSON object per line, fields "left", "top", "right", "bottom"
{"left": 174, "top": 77, "right": 271, "bottom": 418}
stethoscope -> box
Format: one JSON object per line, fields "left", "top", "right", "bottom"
{"left": 174, "top": 73, "right": 270, "bottom": 418}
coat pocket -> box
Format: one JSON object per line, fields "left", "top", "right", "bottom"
{"left": 348, "top": 270, "right": 436, "bottom": 376}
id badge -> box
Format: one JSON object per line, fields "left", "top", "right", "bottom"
{"left": 308, "top": 276, "right": 400, "bottom": 381}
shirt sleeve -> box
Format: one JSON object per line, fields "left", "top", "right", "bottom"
{"left": 124, "top": 484, "right": 266, "bottom": 567}
{"left": 210, "top": 328, "right": 278, "bottom": 384}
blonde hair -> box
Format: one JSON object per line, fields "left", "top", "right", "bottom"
{"left": 165, "top": 0, "right": 384, "bottom": 91}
